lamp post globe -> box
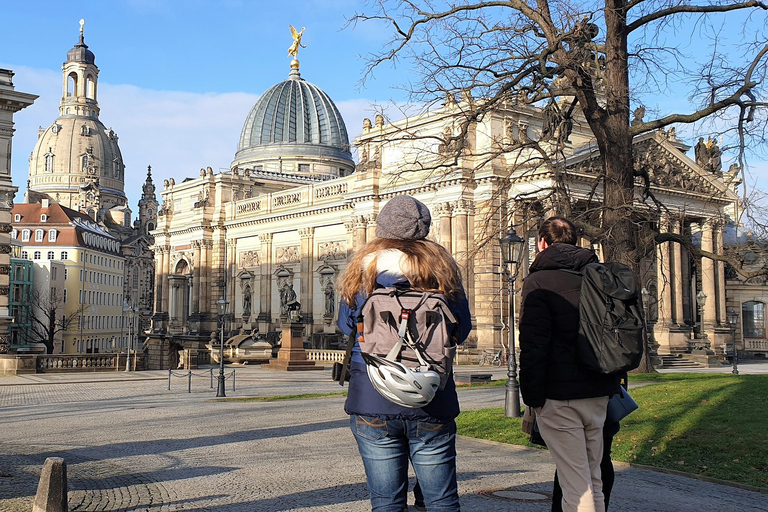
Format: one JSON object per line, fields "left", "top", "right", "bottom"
{"left": 216, "top": 297, "right": 229, "bottom": 397}
{"left": 500, "top": 227, "right": 525, "bottom": 418}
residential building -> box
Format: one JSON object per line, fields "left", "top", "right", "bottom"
{"left": 11, "top": 201, "right": 127, "bottom": 353}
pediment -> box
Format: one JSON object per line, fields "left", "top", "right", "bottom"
{"left": 565, "top": 131, "right": 740, "bottom": 202}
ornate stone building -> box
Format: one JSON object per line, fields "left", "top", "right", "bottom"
{"left": 147, "top": 56, "right": 744, "bottom": 369}
{"left": 0, "top": 68, "right": 36, "bottom": 360}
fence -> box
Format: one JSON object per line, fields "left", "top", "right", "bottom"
{"left": 168, "top": 368, "right": 237, "bottom": 393}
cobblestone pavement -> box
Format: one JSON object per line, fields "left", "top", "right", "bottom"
{"left": 1, "top": 366, "right": 767, "bottom": 511}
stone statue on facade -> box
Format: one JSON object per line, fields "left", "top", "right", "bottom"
{"left": 280, "top": 282, "right": 297, "bottom": 317}
{"left": 243, "top": 286, "right": 252, "bottom": 318}
{"left": 324, "top": 280, "right": 335, "bottom": 318}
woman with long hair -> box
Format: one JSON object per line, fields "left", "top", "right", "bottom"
{"left": 337, "top": 195, "right": 471, "bottom": 511}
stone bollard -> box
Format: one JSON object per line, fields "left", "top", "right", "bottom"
{"left": 33, "top": 457, "right": 68, "bottom": 512}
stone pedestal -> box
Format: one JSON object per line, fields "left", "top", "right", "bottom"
{"left": 265, "top": 323, "right": 323, "bottom": 371}
{"left": 654, "top": 326, "right": 691, "bottom": 355}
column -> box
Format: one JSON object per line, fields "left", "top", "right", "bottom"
{"left": 366, "top": 214, "right": 377, "bottom": 242}
{"left": 226, "top": 239, "right": 237, "bottom": 310}
{"left": 672, "top": 218, "right": 685, "bottom": 325}
{"left": 451, "top": 200, "right": 471, "bottom": 285}
{"left": 199, "top": 240, "right": 208, "bottom": 316}
{"left": 435, "top": 203, "right": 453, "bottom": 252}
{"left": 716, "top": 225, "right": 726, "bottom": 325}
{"left": 354, "top": 215, "right": 367, "bottom": 250}
{"left": 258, "top": 233, "right": 273, "bottom": 324}
{"left": 656, "top": 214, "right": 673, "bottom": 328}
{"left": 701, "top": 221, "right": 717, "bottom": 331}
{"left": 192, "top": 240, "right": 202, "bottom": 313}
{"left": 344, "top": 221, "right": 355, "bottom": 259}
{"left": 299, "top": 227, "right": 314, "bottom": 323}
{"left": 154, "top": 247, "right": 166, "bottom": 313}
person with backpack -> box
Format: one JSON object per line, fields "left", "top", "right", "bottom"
{"left": 337, "top": 195, "right": 471, "bottom": 511}
{"left": 519, "top": 216, "right": 622, "bottom": 512}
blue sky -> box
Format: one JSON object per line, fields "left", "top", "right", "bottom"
{"left": 2, "top": 0, "right": 766, "bottom": 211}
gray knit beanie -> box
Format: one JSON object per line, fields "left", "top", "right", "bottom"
{"left": 375, "top": 195, "right": 431, "bottom": 240}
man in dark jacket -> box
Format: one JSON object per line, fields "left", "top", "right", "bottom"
{"left": 519, "top": 217, "right": 620, "bottom": 512}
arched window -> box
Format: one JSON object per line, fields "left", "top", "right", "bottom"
{"left": 48, "top": 229, "right": 57, "bottom": 242}
{"left": 742, "top": 301, "right": 765, "bottom": 338}
{"left": 45, "top": 153, "right": 54, "bottom": 172}
{"left": 33, "top": 251, "right": 41, "bottom": 260}
{"left": 21, "top": 251, "right": 28, "bottom": 260}
{"left": 86, "top": 75, "right": 95, "bottom": 99}
{"left": 22, "top": 230, "right": 30, "bottom": 242}
{"left": 47, "top": 251, "right": 54, "bottom": 260}
{"left": 67, "top": 73, "right": 77, "bottom": 97}
{"left": 35, "top": 229, "right": 44, "bottom": 242}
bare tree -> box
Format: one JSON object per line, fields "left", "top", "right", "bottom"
{"left": 28, "top": 289, "right": 83, "bottom": 355}
{"left": 349, "top": 0, "right": 768, "bottom": 265}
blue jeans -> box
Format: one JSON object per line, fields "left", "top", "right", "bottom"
{"left": 350, "top": 415, "right": 460, "bottom": 511}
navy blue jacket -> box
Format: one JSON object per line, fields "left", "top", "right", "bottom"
{"left": 337, "top": 260, "right": 471, "bottom": 423}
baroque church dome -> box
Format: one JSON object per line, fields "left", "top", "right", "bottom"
{"left": 232, "top": 60, "right": 354, "bottom": 179}
{"left": 27, "top": 27, "right": 127, "bottom": 218}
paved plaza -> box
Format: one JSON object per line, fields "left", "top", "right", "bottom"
{"left": 1, "top": 364, "right": 767, "bottom": 511}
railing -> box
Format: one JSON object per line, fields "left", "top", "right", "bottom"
{"left": 306, "top": 349, "right": 345, "bottom": 363}
{"left": 36, "top": 353, "right": 146, "bottom": 372}
{"left": 744, "top": 339, "right": 768, "bottom": 351}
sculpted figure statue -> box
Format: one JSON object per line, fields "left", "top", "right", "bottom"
{"left": 288, "top": 25, "right": 306, "bottom": 57}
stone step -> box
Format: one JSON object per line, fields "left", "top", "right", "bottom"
{"left": 660, "top": 355, "right": 702, "bottom": 368}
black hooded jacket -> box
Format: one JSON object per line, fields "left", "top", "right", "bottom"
{"left": 519, "top": 243, "right": 621, "bottom": 408}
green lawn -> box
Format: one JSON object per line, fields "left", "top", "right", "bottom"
{"left": 456, "top": 374, "right": 768, "bottom": 489}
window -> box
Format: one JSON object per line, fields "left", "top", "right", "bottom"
{"left": 11, "top": 229, "right": 17, "bottom": 238}
{"left": 64, "top": 289, "right": 67, "bottom": 304}
{"left": 48, "top": 229, "right": 57, "bottom": 242}
{"left": 298, "top": 163, "right": 310, "bottom": 173}
{"left": 742, "top": 301, "right": 765, "bottom": 338}
{"left": 33, "top": 251, "right": 41, "bottom": 260}
{"left": 21, "top": 251, "right": 28, "bottom": 260}
{"left": 45, "top": 153, "right": 54, "bottom": 172}
{"left": 41, "top": 214, "right": 48, "bottom": 222}
{"left": 35, "top": 229, "right": 44, "bottom": 242}
{"left": 52, "top": 267, "right": 57, "bottom": 279}
{"left": 47, "top": 251, "right": 55, "bottom": 260}
{"left": 14, "top": 214, "right": 20, "bottom": 222}
{"left": 64, "top": 268, "right": 68, "bottom": 280}
{"left": 22, "top": 230, "right": 30, "bottom": 242}
{"left": 61, "top": 251, "right": 68, "bottom": 261}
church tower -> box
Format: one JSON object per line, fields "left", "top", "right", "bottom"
{"left": 137, "top": 166, "right": 158, "bottom": 236}
{"left": 26, "top": 20, "right": 128, "bottom": 223}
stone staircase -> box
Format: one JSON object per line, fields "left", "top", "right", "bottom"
{"left": 659, "top": 354, "right": 703, "bottom": 369}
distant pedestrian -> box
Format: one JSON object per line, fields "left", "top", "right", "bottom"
{"left": 519, "top": 216, "right": 621, "bottom": 512}
{"left": 337, "top": 195, "right": 471, "bottom": 511}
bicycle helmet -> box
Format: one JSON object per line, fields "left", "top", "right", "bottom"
{"left": 362, "top": 352, "right": 441, "bottom": 408}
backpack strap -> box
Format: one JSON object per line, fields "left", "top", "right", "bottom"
{"left": 338, "top": 317, "right": 359, "bottom": 387}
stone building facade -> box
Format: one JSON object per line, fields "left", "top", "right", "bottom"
{"left": 0, "top": 68, "right": 36, "bottom": 360}
{"left": 146, "top": 54, "right": 743, "bottom": 369}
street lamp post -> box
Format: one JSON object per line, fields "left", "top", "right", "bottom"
{"left": 727, "top": 309, "right": 740, "bottom": 375}
{"left": 500, "top": 227, "right": 525, "bottom": 418}
{"left": 216, "top": 297, "right": 229, "bottom": 397}
{"left": 696, "top": 291, "right": 708, "bottom": 345}
{"left": 641, "top": 287, "right": 652, "bottom": 372}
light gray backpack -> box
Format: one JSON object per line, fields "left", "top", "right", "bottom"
{"left": 358, "top": 287, "right": 459, "bottom": 390}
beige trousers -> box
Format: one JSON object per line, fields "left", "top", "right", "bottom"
{"left": 536, "top": 396, "right": 609, "bottom": 512}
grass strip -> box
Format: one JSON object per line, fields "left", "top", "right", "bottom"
{"left": 217, "top": 392, "right": 347, "bottom": 402}
{"left": 456, "top": 373, "right": 768, "bottom": 490}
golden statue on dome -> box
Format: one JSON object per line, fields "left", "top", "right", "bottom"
{"left": 288, "top": 25, "right": 306, "bottom": 57}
